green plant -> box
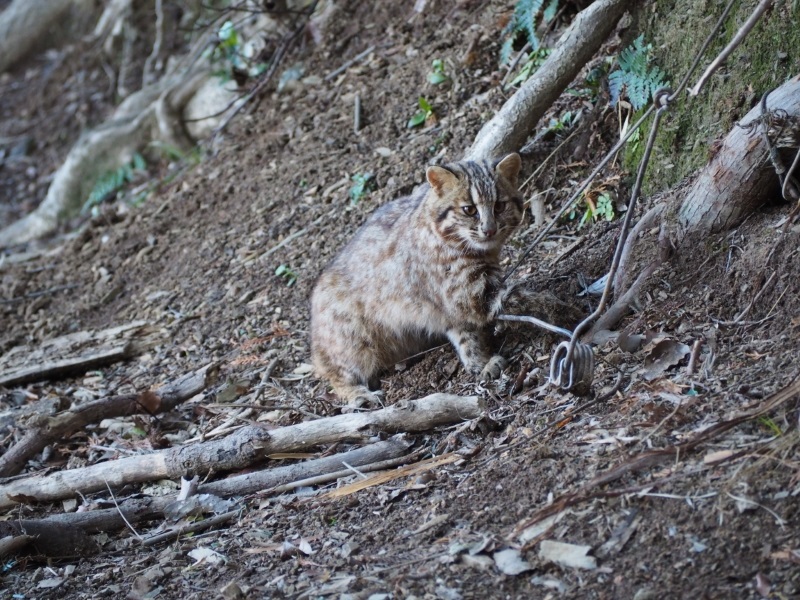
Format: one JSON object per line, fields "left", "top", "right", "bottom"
{"left": 507, "top": 47, "right": 551, "bottom": 87}
{"left": 531, "top": 109, "right": 578, "bottom": 144}
{"left": 349, "top": 173, "right": 376, "bottom": 204}
{"left": 275, "top": 264, "right": 297, "bottom": 286}
{"left": 594, "top": 192, "right": 615, "bottom": 221}
{"left": 407, "top": 96, "right": 434, "bottom": 128}
{"left": 758, "top": 416, "right": 783, "bottom": 437}
{"left": 83, "top": 153, "right": 147, "bottom": 213}
{"left": 427, "top": 59, "right": 449, "bottom": 85}
{"left": 608, "top": 34, "right": 668, "bottom": 111}
{"left": 500, "top": 0, "right": 560, "bottom": 65}
{"left": 568, "top": 190, "right": 615, "bottom": 229}
{"left": 211, "top": 20, "right": 267, "bottom": 81}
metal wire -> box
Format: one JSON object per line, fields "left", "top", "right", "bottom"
{"left": 503, "top": 0, "right": 747, "bottom": 285}
{"left": 562, "top": 90, "right": 671, "bottom": 367}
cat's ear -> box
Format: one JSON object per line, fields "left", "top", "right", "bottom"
{"left": 495, "top": 153, "right": 521, "bottom": 187}
{"left": 426, "top": 165, "right": 458, "bottom": 196}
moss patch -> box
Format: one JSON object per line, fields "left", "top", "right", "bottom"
{"left": 628, "top": 0, "right": 800, "bottom": 194}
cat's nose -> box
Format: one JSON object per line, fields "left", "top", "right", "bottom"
{"left": 482, "top": 226, "right": 497, "bottom": 237}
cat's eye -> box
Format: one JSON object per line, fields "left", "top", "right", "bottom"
{"left": 461, "top": 205, "right": 478, "bottom": 217}
{"left": 494, "top": 201, "right": 506, "bottom": 213}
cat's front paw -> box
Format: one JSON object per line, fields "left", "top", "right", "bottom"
{"left": 342, "top": 389, "right": 385, "bottom": 412}
{"left": 479, "top": 355, "right": 507, "bottom": 380}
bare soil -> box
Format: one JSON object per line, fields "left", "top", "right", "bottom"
{"left": 1, "top": 2, "right": 799, "bottom": 599}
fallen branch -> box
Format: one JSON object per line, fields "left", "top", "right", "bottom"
{"left": 678, "top": 75, "right": 800, "bottom": 235}
{"left": 140, "top": 508, "right": 240, "bottom": 547}
{"left": 0, "top": 363, "right": 218, "bottom": 477}
{"left": 17, "top": 437, "right": 414, "bottom": 536}
{"left": 0, "top": 321, "right": 159, "bottom": 388}
{"left": 0, "top": 520, "right": 98, "bottom": 559}
{"left": 0, "top": 393, "right": 483, "bottom": 508}
{"left": 466, "top": 0, "right": 635, "bottom": 160}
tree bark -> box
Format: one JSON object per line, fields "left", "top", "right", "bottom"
{"left": 678, "top": 75, "right": 800, "bottom": 235}
{"left": 466, "top": 0, "right": 636, "bottom": 161}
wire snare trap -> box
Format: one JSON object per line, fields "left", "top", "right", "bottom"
{"left": 498, "top": 0, "right": 776, "bottom": 395}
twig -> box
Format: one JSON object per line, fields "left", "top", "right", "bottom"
{"left": 725, "top": 492, "right": 786, "bottom": 527}
{"left": 214, "top": 2, "right": 317, "bottom": 136}
{"left": 354, "top": 93, "right": 362, "bottom": 133}
{"left": 640, "top": 399, "right": 683, "bottom": 448}
{"left": 501, "top": 42, "right": 531, "bottom": 89}
{"left": 733, "top": 270, "right": 776, "bottom": 323}
{"left": 140, "top": 509, "right": 241, "bottom": 546}
{"left": 686, "top": 339, "right": 703, "bottom": 377}
{"left": 511, "top": 374, "right": 800, "bottom": 536}
{"left": 519, "top": 128, "right": 581, "bottom": 190}
{"left": 256, "top": 210, "right": 330, "bottom": 261}
{"left": 259, "top": 448, "right": 424, "bottom": 496}
{"left": 324, "top": 45, "right": 376, "bottom": 81}
{"left": 0, "top": 363, "right": 218, "bottom": 477}
{"left": 105, "top": 479, "right": 142, "bottom": 541}
{"left": 689, "top": 0, "right": 774, "bottom": 96}
{"left": 341, "top": 461, "right": 368, "bottom": 479}
{"left": 0, "top": 283, "right": 78, "bottom": 305}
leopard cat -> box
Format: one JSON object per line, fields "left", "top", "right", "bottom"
{"left": 310, "top": 153, "right": 524, "bottom": 405}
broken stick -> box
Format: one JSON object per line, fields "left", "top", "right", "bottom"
{"left": 0, "top": 321, "right": 159, "bottom": 387}
{"left": 0, "top": 393, "right": 483, "bottom": 508}
{"left": 0, "top": 363, "right": 219, "bottom": 477}
{"left": 13, "top": 437, "right": 414, "bottom": 539}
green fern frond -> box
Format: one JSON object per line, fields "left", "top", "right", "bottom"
{"left": 609, "top": 34, "right": 669, "bottom": 111}
{"left": 514, "top": 0, "right": 545, "bottom": 50}
{"left": 542, "top": 0, "right": 559, "bottom": 23}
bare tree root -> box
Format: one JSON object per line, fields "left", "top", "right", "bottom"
{"left": 0, "top": 69, "right": 226, "bottom": 246}
{"left": 612, "top": 202, "right": 665, "bottom": 294}
{"left": 588, "top": 261, "right": 660, "bottom": 340}
{"left": 466, "top": 0, "right": 637, "bottom": 160}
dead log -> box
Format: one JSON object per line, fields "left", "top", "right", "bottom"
{"left": 678, "top": 75, "right": 800, "bottom": 235}
{"left": 0, "top": 321, "right": 159, "bottom": 388}
{"left": 0, "top": 393, "right": 484, "bottom": 508}
{"left": 34, "top": 437, "right": 414, "bottom": 535}
{"left": 0, "top": 520, "right": 98, "bottom": 558}
{"left": 466, "top": 0, "right": 636, "bottom": 160}
{"left": 0, "top": 363, "right": 218, "bottom": 477}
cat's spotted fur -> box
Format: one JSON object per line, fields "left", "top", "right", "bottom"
{"left": 311, "top": 153, "right": 524, "bottom": 405}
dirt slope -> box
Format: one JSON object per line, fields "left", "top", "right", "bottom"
{"left": 1, "top": 1, "right": 799, "bottom": 598}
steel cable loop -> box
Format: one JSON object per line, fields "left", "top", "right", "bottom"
{"left": 552, "top": 89, "right": 672, "bottom": 393}
{"left": 549, "top": 339, "right": 595, "bottom": 394}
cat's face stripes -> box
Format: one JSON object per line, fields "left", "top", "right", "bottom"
{"left": 428, "top": 154, "right": 524, "bottom": 254}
